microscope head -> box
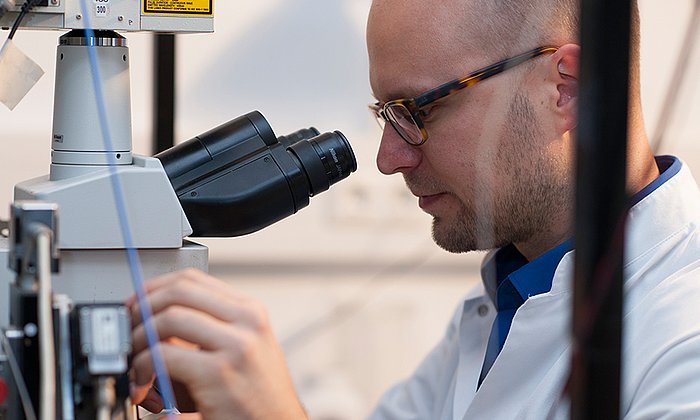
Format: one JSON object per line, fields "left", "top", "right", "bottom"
{"left": 0, "top": 0, "right": 213, "bottom": 33}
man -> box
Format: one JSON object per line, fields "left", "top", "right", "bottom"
{"left": 129, "top": 0, "right": 700, "bottom": 418}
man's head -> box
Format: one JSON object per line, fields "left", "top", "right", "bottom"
{"left": 367, "top": 0, "right": 642, "bottom": 259}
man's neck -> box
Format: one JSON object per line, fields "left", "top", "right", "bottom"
{"left": 514, "top": 143, "right": 660, "bottom": 262}
{"left": 514, "top": 230, "right": 571, "bottom": 262}
{"left": 626, "top": 118, "right": 660, "bottom": 195}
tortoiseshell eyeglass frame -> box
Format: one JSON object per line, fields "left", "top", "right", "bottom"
{"left": 369, "top": 46, "right": 559, "bottom": 146}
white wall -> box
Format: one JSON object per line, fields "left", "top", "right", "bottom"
{"left": 1, "top": 0, "right": 698, "bottom": 418}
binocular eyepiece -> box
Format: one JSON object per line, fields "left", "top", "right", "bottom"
{"left": 155, "top": 111, "right": 357, "bottom": 237}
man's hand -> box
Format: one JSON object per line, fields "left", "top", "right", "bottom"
{"left": 127, "top": 269, "right": 307, "bottom": 420}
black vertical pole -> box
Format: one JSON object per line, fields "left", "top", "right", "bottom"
{"left": 571, "top": 0, "right": 632, "bottom": 419}
{"left": 153, "top": 33, "right": 177, "bottom": 154}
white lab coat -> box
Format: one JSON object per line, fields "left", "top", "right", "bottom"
{"left": 369, "top": 161, "right": 700, "bottom": 420}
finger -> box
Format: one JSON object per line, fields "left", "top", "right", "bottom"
{"left": 127, "top": 268, "right": 247, "bottom": 308}
{"left": 130, "top": 281, "right": 259, "bottom": 330}
{"left": 168, "top": 414, "right": 202, "bottom": 420}
{"left": 129, "top": 374, "right": 154, "bottom": 404}
{"left": 131, "top": 342, "right": 216, "bottom": 396}
{"left": 133, "top": 387, "right": 164, "bottom": 413}
{"left": 132, "top": 305, "right": 248, "bottom": 355}
{"left": 126, "top": 269, "right": 205, "bottom": 308}
{"left": 129, "top": 370, "right": 196, "bottom": 413}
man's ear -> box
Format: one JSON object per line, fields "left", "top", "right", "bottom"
{"left": 551, "top": 43, "right": 580, "bottom": 134}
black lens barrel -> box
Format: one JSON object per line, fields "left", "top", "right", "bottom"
{"left": 156, "top": 111, "right": 277, "bottom": 185}
{"left": 288, "top": 131, "right": 357, "bottom": 195}
{"left": 156, "top": 111, "right": 357, "bottom": 237}
{"left": 311, "top": 131, "right": 357, "bottom": 186}
{"left": 277, "top": 127, "right": 321, "bottom": 148}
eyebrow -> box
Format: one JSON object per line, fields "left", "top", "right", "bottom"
{"left": 370, "top": 85, "right": 430, "bottom": 104}
{"left": 371, "top": 73, "right": 458, "bottom": 104}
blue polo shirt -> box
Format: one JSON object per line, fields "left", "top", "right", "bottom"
{"left": 477, "top": 155, "right": 681, "bottom": 386}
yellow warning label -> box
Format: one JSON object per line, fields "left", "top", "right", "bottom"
{"left": 143, "top": 0, "right": 213, "bottom": 15}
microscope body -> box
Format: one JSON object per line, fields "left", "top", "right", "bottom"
{"left": 1, "top": 24, "right": 209, "bottom": 330}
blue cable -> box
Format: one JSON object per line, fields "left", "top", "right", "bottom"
{"left": 77, "top": 0, "right": 178, "bottom": 414}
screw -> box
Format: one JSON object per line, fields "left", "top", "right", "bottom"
{"left": 24, "top": 323, "right": 38, "bottom": 338}
{"left": 51, "top": 0, "right": 58, "bottom": 4}
{"left": 76, "top": 14, "right": 82, "bottom": 20}
{"left": 118, "top": 16, "right": 124, "bottom": 22}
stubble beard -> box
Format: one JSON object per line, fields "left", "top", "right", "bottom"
{"left": 426, "top": 93, "right": 572, "bottom": 254}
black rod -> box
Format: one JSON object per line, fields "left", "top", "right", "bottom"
{"left": 571, "top": 0, "right": 632, "bottom": 418}
{"left": 153, "top": 33, "right": 177, "bottom": 154}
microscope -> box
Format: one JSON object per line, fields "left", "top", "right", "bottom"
{"left": 0, "top": 1, "right": 357, "bottom": 418}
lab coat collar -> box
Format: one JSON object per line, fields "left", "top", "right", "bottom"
{"left": 622, "top": 159, "right": 700, "bottom": 288}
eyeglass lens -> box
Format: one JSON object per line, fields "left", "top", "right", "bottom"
{"left": 385, "top": 104, "right": 423, "bottom": 144}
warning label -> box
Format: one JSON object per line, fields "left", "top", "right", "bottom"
{"left": 143, "top": 0, "right": 213, "bottom": 15}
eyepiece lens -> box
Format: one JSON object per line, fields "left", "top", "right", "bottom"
{"left": 309, "top": 131, "right": 357, "bottom": 185}
{"left": 288, "top": 130, "right": 357, "bottom": 196}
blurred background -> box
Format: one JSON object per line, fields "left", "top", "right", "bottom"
{"left": 1, "top": 0, "right": 699, "bottom": 417}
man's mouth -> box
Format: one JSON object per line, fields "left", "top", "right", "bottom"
{"left": 418, "top": 192, "right": 447, "bottom": 211}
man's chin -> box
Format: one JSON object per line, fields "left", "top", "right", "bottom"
{"left": 431, "top": 214, "right": 503, "bottom": 253}
{"left": 431, "top": 217, "right": 473, "bottom": 254}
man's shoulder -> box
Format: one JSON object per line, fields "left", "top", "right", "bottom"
{"left": 624, "top": 220, "right": 700, "bottom": 324}
{"left": 623, "top": 234, "right": 700, "bottom": 375}
{"left": 622, "top": 252, "right": 700, "bottom": 416}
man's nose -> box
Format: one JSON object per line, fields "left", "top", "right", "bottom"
{"left": 376, "top": 125, "right": 421, "bottom": 175}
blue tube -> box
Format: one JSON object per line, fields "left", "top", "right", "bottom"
{"left": 77, "top": 0, "right": 178, "bottom": 414}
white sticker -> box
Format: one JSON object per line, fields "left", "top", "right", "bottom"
{"left": 91, "top": 308, "right": 120, "bottom": 355}
{"left": 0, "top": 40, "right": 44, "bottom": 110}
{"left": 95, "top": 4, "right": 108, "bottom": 16}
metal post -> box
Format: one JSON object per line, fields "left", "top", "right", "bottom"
{"left": 571, "top": 0, "right": 632, "bottom": 418}
{"left": 153, "top": 33, "right": 177, "bottom": 154}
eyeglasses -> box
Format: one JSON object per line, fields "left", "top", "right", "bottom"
{"left": 369, "top": 46, "right": 559, "bottom": 146}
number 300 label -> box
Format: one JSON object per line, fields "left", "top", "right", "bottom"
{"left": 95, "top": 0, "right": 109, "bottom": 17}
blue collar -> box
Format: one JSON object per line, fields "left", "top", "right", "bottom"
{"left": 481, "top": 155, "right": 681, "bottom": 308}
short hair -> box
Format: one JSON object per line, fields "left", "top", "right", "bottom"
{"left": 462, "top": 0, "right": 640, "bottom": 87}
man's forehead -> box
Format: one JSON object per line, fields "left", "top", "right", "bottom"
{"left": 367, "top": 0, "right": 489, "bottom": 67}
{"left": 370, "top": 78, "right": 440, "bottom": 104}
{"left": 367, "top": 0, "right": 488, "bottom": 102}
{"left": 371, "top": 0, "right": 474, "bottom": 15}
{"left": 368, "top": 50, "right": 456, "bottom": 103}
{"left": 369, "top": 0, "right": 475, "bottom": 37}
